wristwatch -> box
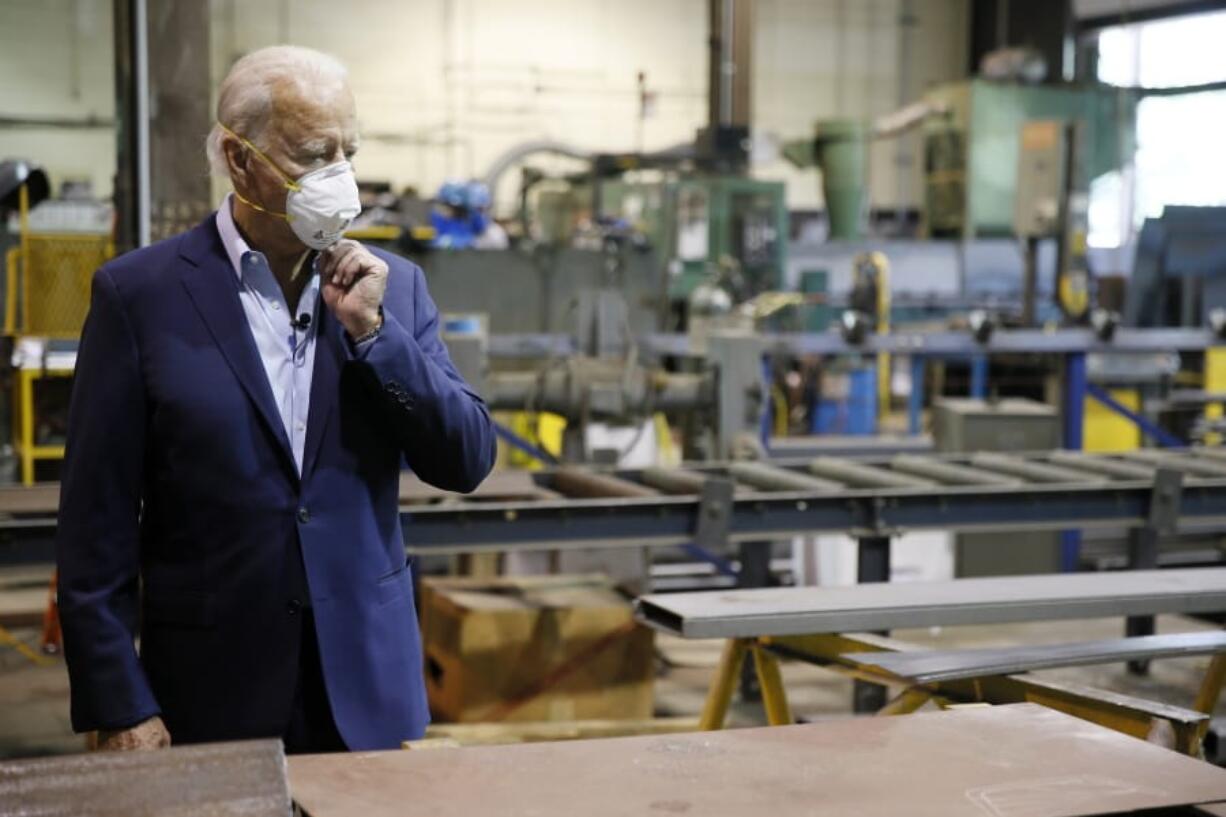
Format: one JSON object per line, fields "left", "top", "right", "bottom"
{"left": 352, "top": 306, "right": 384, "bottom": 345}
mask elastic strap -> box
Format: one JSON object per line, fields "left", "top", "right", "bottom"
{"left": 217, "top": 122, "right": 302, "bottom": 202}
{"left": 230, "top": 188, "right": 292, "bottom": 222}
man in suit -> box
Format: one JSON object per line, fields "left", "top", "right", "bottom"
{"left": 56, "top": 45, "right": 496, "bottom": 753}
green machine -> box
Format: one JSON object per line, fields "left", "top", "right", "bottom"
{"left": 598, "top": 175, "right": 788, "bottom": 303}
{"left": 922, "top": 79, "right": 1136, "bottom": 238}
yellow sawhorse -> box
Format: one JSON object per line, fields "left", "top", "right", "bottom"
{"left": 697, "top": 632, "right": 1226, "bottom": 757}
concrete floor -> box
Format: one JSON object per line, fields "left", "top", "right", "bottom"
{"left": 2, "top": 571, "right": 1224, "bottom": 759}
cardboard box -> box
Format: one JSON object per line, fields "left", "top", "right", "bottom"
{"left": 419, "top": 574, "right": 655, "bottom": 723}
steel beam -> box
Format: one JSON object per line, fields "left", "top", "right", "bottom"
{"left": 635, "top": 567, "right": 1226, "bottom": 639}
{"left": 402, "top": 475, "right": 1226, "bottom": 554}
{"left": 850, "top": 631, "right": 1226, "bottom": 684}
{"left": 765, "top": 632, "right": 1214, "bottom": 756}
{"left": 641, "top": 328, "right": 1223, "bottom": 358}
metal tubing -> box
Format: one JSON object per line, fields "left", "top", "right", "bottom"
{"left": 699, "top": 639, "right": 749, "bottom": 730}
{"left": 638, "top": 467, "right": 708, "bottom": 495}
{"left": 970, "top": 355, "right": 988, "bottom": 400}
{"left": 483, "top": 370, "right": 711, "bottom": 416}
{"left": 134, "top": 0, "right": 151, "bottom": 247}
{"left": 969, "top": 452, "right": 1106, "bottom": 484}
{"left": 1086, "top": 383, "right": 1186, "bottom": 448}
{"left": 908, "top": 356, "right": 924, "bottom": 435}
{"left": 808, "top": 457, "right": 935, "bottom": 489}
{"left": 890, "top": 455, "right": 1020, "bottom": 486}
{"left": 752, "top": 645, "right": 793, "bottom": 726}
{"left": 1194, "top": 654, "right": 1226, "bottom": 715}
{"left": 1047, "top": 451, "right": 1155, "bottom": 480}
{"left": 493, "top": 423, "right": 559, "bottom": 466}
{"left": 1124, "top": 449, "right": 1226, "bottom": 478}
{"left": 854, "top": 535, "right": 891, "bottom": 714}
{"left": 726, "top": 462, "right": 842, "bottom": 492}
{"left": 877, "top": 688, "right": 932, "bottom": 716}
{"left": 550, "top": 467, "right": 659, "bottom": 499}
{"left": 1125, "top": 525, "right": 1159, "bottom": 675}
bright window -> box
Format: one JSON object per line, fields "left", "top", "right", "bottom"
{"left": 1088, "top": 9, "right": 1226, "bottom": 248}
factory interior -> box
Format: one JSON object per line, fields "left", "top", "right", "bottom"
{"left": 7, "top": 0, "right": 1226, "bottom": 814}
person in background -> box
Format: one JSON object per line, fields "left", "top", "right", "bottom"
{"left": 430, "top": 179, "right": 507, "bottom": 250}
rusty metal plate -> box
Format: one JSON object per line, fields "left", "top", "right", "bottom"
{"left": 0, "top": 739, "right": 290, "bottom": 816}
{"left": 288, "top": 704, "right": 1226, "bottom": 817}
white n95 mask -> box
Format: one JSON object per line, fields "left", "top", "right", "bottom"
{"left": 219, "top": 123, "right": 362, "bottom": 250}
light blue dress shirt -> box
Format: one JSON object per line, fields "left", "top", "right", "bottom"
{"left": 216, "top": 195, "right": 319, "bottom": 474}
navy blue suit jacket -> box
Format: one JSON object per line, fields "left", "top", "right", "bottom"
{"left": 56, "top": 216, "right": 495, "bottom": 749}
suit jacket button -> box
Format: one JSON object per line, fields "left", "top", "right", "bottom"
{"left": 297, "top": 507, "right": 311, "bottom": 524}
{"left": 286, "top": 599, "right": 302, "bottom": 615}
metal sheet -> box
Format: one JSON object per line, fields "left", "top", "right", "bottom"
{"left": 0, "top": 739, "right": 289, "bottom": 817}
{"left": 288, "top": 704, "right": 1226, "bottom": 817}
{"left": 635, "top": 567, "right": 1226, "bottom": 639}
{"left": 807, "top": 457, "right": 935, "bottom": 488}
{"left": 851, "top": 630, "right": 1226, "bottom": 684}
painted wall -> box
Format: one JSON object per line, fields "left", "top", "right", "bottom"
{"left": 0, "top": 0, "right": 115, "bottom": 198}
{"left": 0, "top": 0, "right": 969, "bottom": 212}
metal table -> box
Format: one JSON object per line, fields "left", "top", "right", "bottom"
{"left": 287, "top": 704, "right": 1226, "bottom": 817}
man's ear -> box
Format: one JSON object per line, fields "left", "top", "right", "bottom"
{"left": 223, "top": 138, "right": 251, "bottom": 189}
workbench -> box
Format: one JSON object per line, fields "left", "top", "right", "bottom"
{"left": 286, "top": 704, "right": 1226, "bottom": 817}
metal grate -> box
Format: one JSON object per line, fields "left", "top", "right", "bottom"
{"left": 6, "top": 232, "right": 113, "bottom": 338}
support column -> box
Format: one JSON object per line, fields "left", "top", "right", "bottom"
{"left": 853, "top": 535, "right": 891, "bottom": 713}
{"left": 908, "top": 356, "right": 924, "bottom": 434}
{"left": 1127, "top": 468, "right": 1182, "bottom": 675}
{"left": 1060, "top": 352, "right": 1087, "bottom": 572}
{"left": 737, "top": 540, "right": 772, "bottom": 701}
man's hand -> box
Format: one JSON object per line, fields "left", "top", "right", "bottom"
{"left": 96, "top": 715, "right": 171, "bottom": 751}
{"left": 319, "top": 239, "right": 387, "bottom": 340}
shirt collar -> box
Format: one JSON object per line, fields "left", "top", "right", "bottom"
{"left": 216, "top": 193, "right": 253, "bottom": 282}
{"left": 216, "top": 193, "right": 316, "bottom": 285}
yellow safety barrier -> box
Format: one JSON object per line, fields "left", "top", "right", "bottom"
{"left": 5, "top": 182, "right": 115, "bottom": 483}
{"left": 6, "top": 232, "right": 113, "bottom": 338}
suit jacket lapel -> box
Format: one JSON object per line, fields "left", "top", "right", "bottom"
{"left": 301, "top": 304, "right": 345, "bottom": 481}
{"left": 178, "top": 218, "right": 299, "bottom": 483}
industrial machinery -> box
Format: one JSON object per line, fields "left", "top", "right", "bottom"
{"left": 921, "top": 79, "right": 1135, "bottom": 240}
{"left": 1014, "top": 120, "right": 1092, "bottom": 324}
{"left": 1126, "top": 206, "right": 1226, "bottom": 331}
{"left": 596, "top": 174, "right": 787, "bottom": 308}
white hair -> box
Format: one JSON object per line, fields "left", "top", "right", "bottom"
{"left": 205, "top": 45, "right": 349, "bottom": 178}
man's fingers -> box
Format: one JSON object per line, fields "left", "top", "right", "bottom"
{"left": 340, "top": 252, "right": 366, "bottom": 287}
{"left": 321, "top": 244, "right": 357, "bottom": 284}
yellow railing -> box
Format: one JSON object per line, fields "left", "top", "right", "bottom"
{"left": 6, "top": 182, "right": 115, "bottom": 483}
